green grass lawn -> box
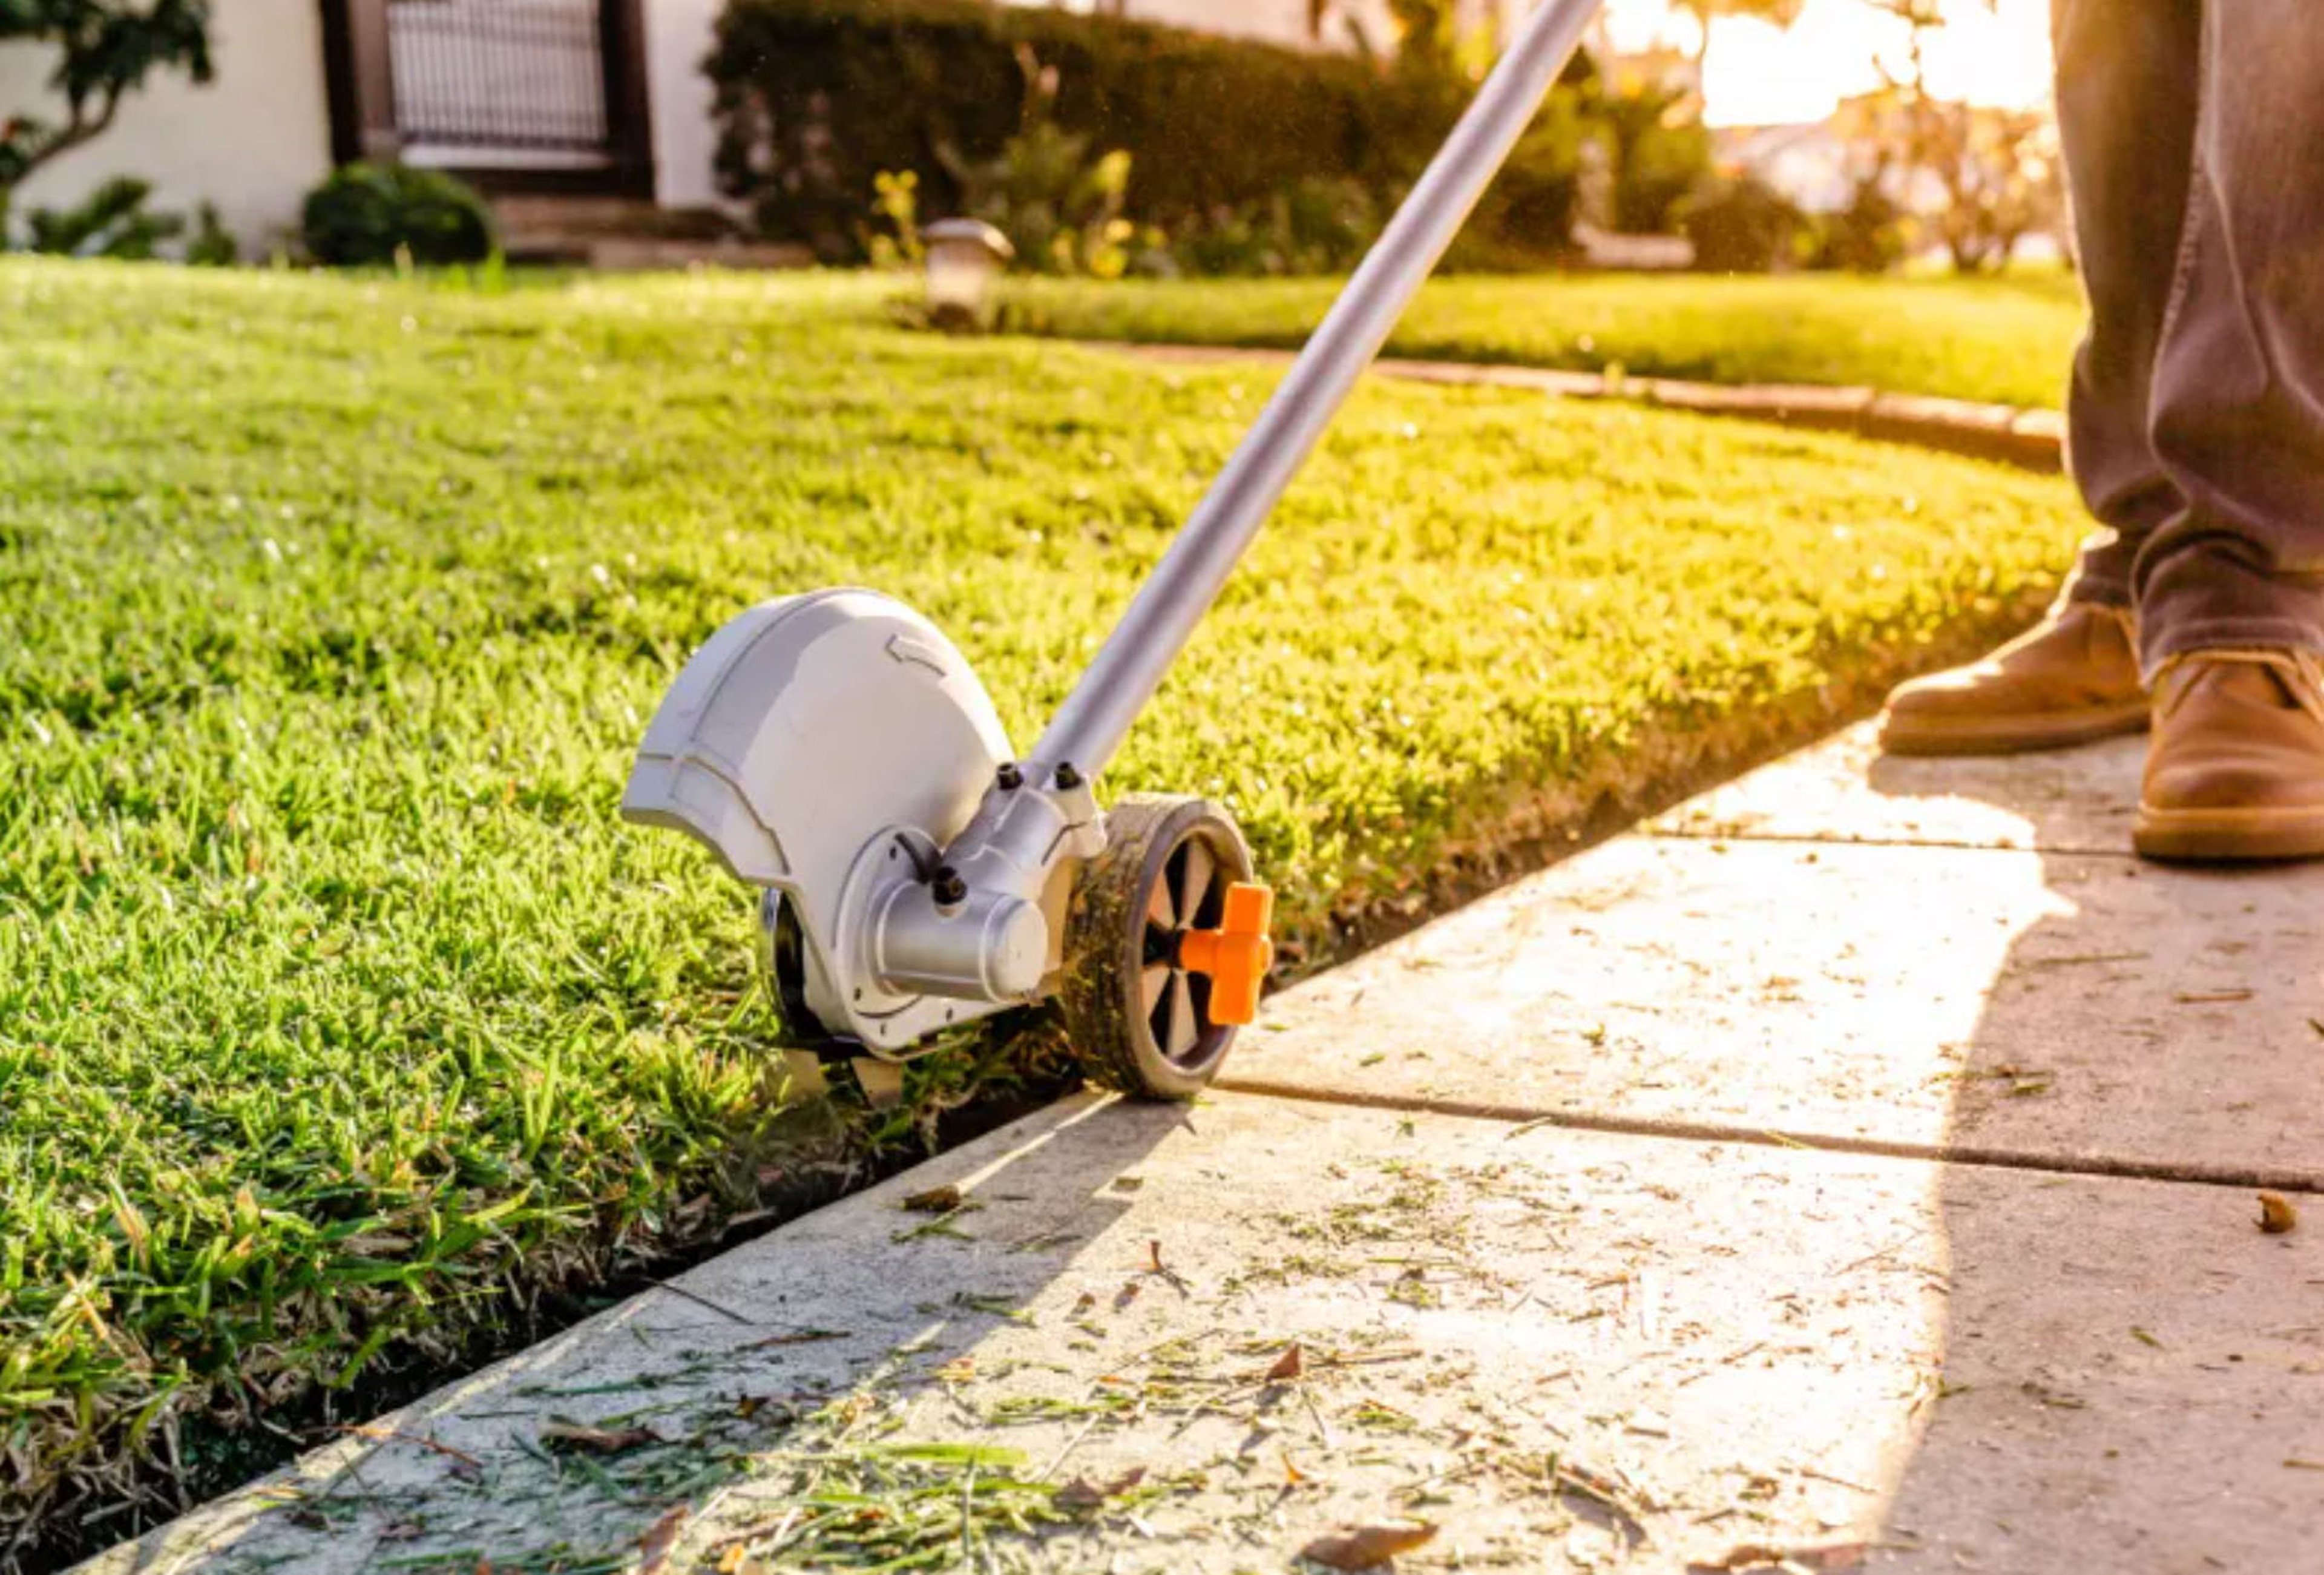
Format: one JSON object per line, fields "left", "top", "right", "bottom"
{"left": 0, "top": 260, "right": 2081, "bottom": 1552}
{"left": 1002, "top": 268, "right": 2087, "bottom": 410}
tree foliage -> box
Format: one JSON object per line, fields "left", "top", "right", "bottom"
{"left": 1670, "top": 0, "right": 1807, "bottom": 71}
{"left": 1846, "top": 0, "right": 2062, "bottom": 273}
{"left": 1592, "top": 73, "right": 1713, "bottom": 235}
{"left": 0, "top": 0, "right": 212, "bottom": 203}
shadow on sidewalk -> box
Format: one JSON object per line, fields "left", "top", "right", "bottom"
{"left": 91, "top": 1095, "right": 1195, "bottom": 1575}
{"left": 1856, "top": 743, "right": 2324, "bottom": 1571}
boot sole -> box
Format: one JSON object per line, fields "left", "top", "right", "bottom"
{"left": 1877, "top": 702, "right": 2150, "bottom": 758}
{"left": 2134, "top": 804, "right": 2324, "bottom": 863}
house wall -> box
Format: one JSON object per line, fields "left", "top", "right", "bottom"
{"left": 0, "top": 0, "right": 333, "bottom": 255}
{"left": 643, "top": 0, "right": 724, "bottom": 211}
{"left": 1108, "top": 0, "right": 1379, "bottom": 53}
{"left": 1104, "top": 0, "right": 1501, "bottom": 56}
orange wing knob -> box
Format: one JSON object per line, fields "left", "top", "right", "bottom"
{"left": 1176, "top": 881, "right": 1276, "bottom": 1026}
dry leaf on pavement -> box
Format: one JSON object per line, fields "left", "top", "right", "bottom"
{"left": 1552, "top": 1456, "right": 1652, "bottom": 1540}
{"left": 1054, "top": 1476, "right": 1108, "bottom": 1511}
{"left": 539, "top": 1420, "right": 663, "bottom": 1455}
{"left": 1299, "top": 1521, "right": 1438, "bottom": 1569}
{"left": 1692, "top": 1542, "right": 1868, "bottom": 1571}
{"left": 902, "top": 1183, "right": 963, "bottom": 1213}
{"left": 638, "top": 1505, "right": 689, "bottom": 1574}
{"left": 1054, "top": 1466, "right": 1147, "bottom": 1510}
{"left": 2259, "top": 1191, "right": 2299, "bottom": 1235}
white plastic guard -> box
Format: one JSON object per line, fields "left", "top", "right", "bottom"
{"left": 622, "top": 588, "right": 1012, "bottom": 918}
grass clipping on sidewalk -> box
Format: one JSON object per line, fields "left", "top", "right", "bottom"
{"left": 0, "top": 260, "right": 2078, "bottom": 1548}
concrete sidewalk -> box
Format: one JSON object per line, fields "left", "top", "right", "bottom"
{"left": 85, "top": 724, "right": 2324, "bottom": 1575}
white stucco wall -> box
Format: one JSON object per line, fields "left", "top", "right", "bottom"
{"left": 1096, "top": 0, "right": 1488, "bottom": 55}
{"left": 1132, "top": 0, "right": 1393, "bottom": 52}
{"left": 644, "top": 0, "right": 724, "bottom": 211}
{"left": 0, "top": 0, "right": 333, "bottom": 255}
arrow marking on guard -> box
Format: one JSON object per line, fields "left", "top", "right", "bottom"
{"left": 885, "top": 634, "right": 949, "bottom": 676}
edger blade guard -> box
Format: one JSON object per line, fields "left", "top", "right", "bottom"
{"left": 622, "top": 588, "right": 1017, "bottom": 1051}
{"left": 623, "top": 588, "right": 1009, "bottom": 892}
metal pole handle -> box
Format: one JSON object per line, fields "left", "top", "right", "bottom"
{"left": 1030, "top": 0, "right": 1607, "bottom": 775}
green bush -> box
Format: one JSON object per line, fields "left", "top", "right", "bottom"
{"left": 710, "top": 0, "right": 1405, "bottom": 260}
{"left": 1169, "top": 176, "right": 1383, "bottom": 278}
{"left": 301, "top": 163, "right": 494, "bottom": 267}
{"left": 864, "top": 169, "right": 924, "bottom": 269}
{"left": 711, "top": 0, "right": 1593, "bottom": 269}
{"left": 937, "top": 61, "right": 1139, "bottom": 277}
{"left": 23, "top": 176, "right": 183, "bottom": 258}
{"left": 1592, "top": 77, "right": 1713, "bottom": 236}
{"left": 1455, "top": 95, "right": 1592, "bottom": 268}
{"left": 1679, "top": 174, "right": 1810, "bottom": 274}
{"left": 186, "top": 200, "right": 238, "bottom": 266}
{"left": 1809, "top": 172, "right": 1909, "bottom": 274}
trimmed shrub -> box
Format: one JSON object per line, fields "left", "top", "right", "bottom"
{"left": 1810, "top": 173, "right": 1910, "bottom": 274}
{"left": 302, "top": 164, "right": 494, "bottom": 267}
{"left": 1679, "top": 174, "right": 1810, "bottom": 274}
{"left": 707, "top": 0, "right": 1457, "bottom": 261}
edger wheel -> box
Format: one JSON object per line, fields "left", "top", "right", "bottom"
{"left": 1060, "top": 793, "right": 1260, "bottom": 1100}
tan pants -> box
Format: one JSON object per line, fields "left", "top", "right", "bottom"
{"left": 2055, "top": 0, "right": 2324, "bottom": 674}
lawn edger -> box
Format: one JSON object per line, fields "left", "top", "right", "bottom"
{"left": 620, "top": 0, "right": 1606, "bottom": 1104}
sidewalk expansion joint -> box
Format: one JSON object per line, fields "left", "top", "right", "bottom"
{"left": 1642, "top": 827, "right": 2140, "bottom": 860}
{"left": 1212, "top": 1076, "right": 2322, "bottom": 1195}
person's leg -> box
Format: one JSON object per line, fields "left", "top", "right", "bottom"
{"left": 2133, "top": 0, "right": 2324, "bottom": 860}
{"left": 2054, "top": 0, "right": 2204, "bottom": 605}
{"left": 2136, "top": 1, "right": 2324, "bottom": 661}
{"left": 1878, "top": 0, "right": 2198, "bottom": 755}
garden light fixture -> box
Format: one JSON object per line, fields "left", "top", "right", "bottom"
{"left": 921, "top": 218, "right": 1013, "bottom": 330}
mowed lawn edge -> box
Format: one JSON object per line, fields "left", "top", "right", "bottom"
{"left": 998, "top": 269, "right": 2087, "bottom": 413}
{"left": 0, "top": 260, "right": 2081, "bottom": 1562}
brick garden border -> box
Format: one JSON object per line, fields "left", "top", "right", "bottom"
{"left": 1097, "top": 341, "right": 2067, "bottom": 474}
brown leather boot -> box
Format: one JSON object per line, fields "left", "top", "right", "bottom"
{"left": 1879, "top": 602, "right": 2147, "bottom": 755}
{"left": 2135, "top": 649, "right": 2324, "bottom": 861}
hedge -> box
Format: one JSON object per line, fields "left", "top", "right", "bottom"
{"left": 706, "top": 0, "right": 1466, "bottom": 260}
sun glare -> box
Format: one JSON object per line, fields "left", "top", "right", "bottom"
{"left": 1604, "top": 0, "right": 2053, "bottom": 127}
